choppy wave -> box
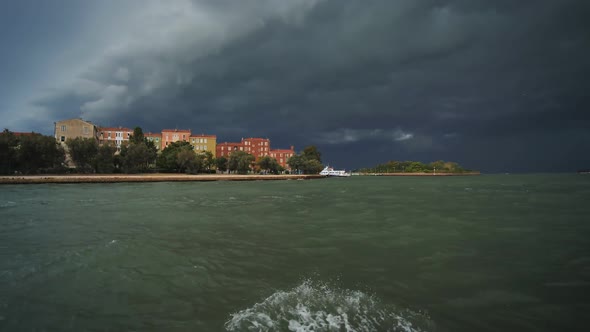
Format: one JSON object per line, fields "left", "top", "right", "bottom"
{"left": 225, "top": 279, "right": 433, "bottom": 332}
{"left": 0, "top": 201, "right": 17, "bottom": 208}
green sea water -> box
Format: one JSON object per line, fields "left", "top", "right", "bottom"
{"left": 0, "top": 175, "right": 589, "bottom": 331}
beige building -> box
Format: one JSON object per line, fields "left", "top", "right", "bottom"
{"left": 54, "top": 118, "right": 98, "bottom": 143}
{"left": 145, "top": 132, "right": 162, "bottom": 150}
{"left": 54, "top": 119, "right": 98, "bottom": 167}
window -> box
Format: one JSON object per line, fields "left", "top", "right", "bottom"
{"left": 204, "top": 139, "right": 207, "bottom": 143}
{"left": 183, "top": 134, "right": 186, "bottom": 140}
{"left": 61, "top": 125, "right": 66, "bottom": 132}
{"left": 127, "top": 133, "right": 130, "bottom": 137}
{"left": 108, "top": 132, "right": 111, "bottom": 138}
{"left": 60, "top": 136, "right": 65, "bottom": 142}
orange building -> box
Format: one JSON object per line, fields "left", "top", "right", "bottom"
{"left": 161, "top": 129, "right": 191, "bottom": 150}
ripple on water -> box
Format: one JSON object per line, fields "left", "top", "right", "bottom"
{"left": 0, "top": 201, "right": 17, "bottom": 209}
{"left": 225, "top": 279, "right": 433, "bottom": 332}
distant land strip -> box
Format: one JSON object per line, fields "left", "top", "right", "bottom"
{"left": 357, "top": 172, "right": 481, "bottom": 176}
{"left": 0, "top": 174, "right": 325, "bottom": 184}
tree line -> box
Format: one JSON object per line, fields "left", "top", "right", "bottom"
{"left": 0, "top": 129, "right": 65, "bottom": 174}
{"left": 357, "top": 160, "right": 473, "bottom": 173}
{"left": 1, "top": 128, "right": 326, "bottom": 175}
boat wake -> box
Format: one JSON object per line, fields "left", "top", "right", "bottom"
{"left": 225, "top": 279, "right": 433, "bottom": 332}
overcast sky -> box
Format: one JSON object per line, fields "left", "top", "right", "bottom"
{"left": 1, "top": 0, "right": 589, "bottom": 172}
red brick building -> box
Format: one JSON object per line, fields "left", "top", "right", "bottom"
{"left": 270, "top": 146, "right": 295, "bottom": 169}
{"left": 216, "top": 137, "right": 295, "bottom": 169}
{"left": 216, "top": 138, "right": 270, "bottom": 159}
{"left": 216, "top": 141, "right": 243, "bottom": 158}
{"left": 242, "top": 138, "right": 270, "bottom": 158}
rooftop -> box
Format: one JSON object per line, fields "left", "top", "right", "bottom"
{"left": 99, "top": 127, "right": 132, "bottom": 132}
{"left": 190, "top": 134, "right": 217, "bottom": 138}
{"left": 162, "top": 129, "right": 191, "bottom": 133}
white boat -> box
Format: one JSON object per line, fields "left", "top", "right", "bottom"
{"left": 320, "top": 166, "right": 351, "bottom": 177}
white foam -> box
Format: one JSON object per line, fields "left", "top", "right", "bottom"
{"left": 0, "top": 201, "right": 16, "bottom": 208}
{"left": 225, "top": 279, "right": 432, "bottom": 331}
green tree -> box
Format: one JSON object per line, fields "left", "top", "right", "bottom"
{"left": 94, "top": 144, "right": 116, "bottom": 173}
{"left": 287, "top": 154, "right": 304, "bottom": 174}
{"left": 199, "top": 150, "right": 215, "bottom": 172}
{"left": 120, "top": 127, "right": 157, "bottom": 173}
{"left": 157, "top": 141, "right": 194, "bottom": 172}
{"left": 66, "top": 137, "right": 98, "bottom": 172}
{"left": 0, "top": 129, "right": 18, "bottom": 174}
{"left": 176, "top": 149, "right": 202, "bottom": 174}
{"left": 257, "top": 155, "right": 281, "bottom": 174}
{"left": 122, "top": 143, "right": 157, "bottom": 173}
{"left": 405, "top": 161, "right": 426, "bottom": 172}
{"left": 216, "top": 156, "right": 228, "bottom": 173}
{"left": 359, "top": 159, "right": 472, "bottom": 174}
{"left": 303, "top": 145, "right": 322, "bottom": 162}
{"left": 129, "top": 127, "right": 145, "bottom": 145}
{"left": 17, "top": 134, "right": 65, "bottom": 174}
{"left": 302, "top": 159, "right": 324, "bottom": 174}
{"left": 287, "top": 146, "right": 325, "bottom": 174}
{"left": 228, "top": 151, "right": 254, "bottom": 174}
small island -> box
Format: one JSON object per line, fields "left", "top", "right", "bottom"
{"left": 355, "top": 160, "right": 480, "bottom": 176}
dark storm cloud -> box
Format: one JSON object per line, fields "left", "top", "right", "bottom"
{"left": 23, "top": 0, "right": 590, "bottom": 171}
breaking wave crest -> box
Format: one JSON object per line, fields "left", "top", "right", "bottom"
{"left": 0, "top": 201, "right": 16, "bottom": 209}
{"left": 225, "top": 279, "right": 433, "bottom": 332}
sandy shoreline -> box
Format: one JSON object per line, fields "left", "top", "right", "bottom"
{"left": 0, "top": 173, "right": 326, "bottom": 184}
